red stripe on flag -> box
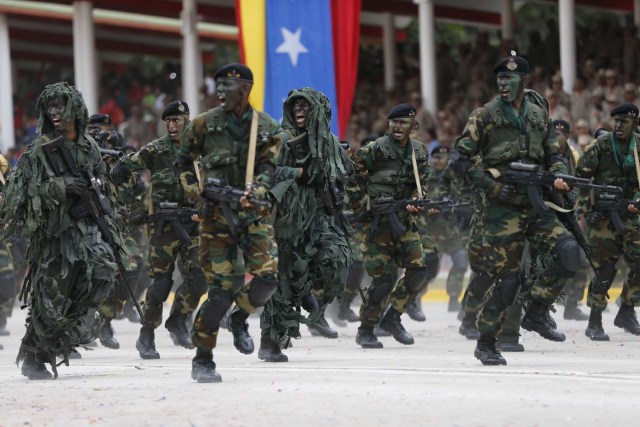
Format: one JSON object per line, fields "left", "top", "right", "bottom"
{"left": 234, "top": 0, "right": 246, "bottom": 63}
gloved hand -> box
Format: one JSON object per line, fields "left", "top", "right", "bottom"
{"left": 202, "top": 199, "right": 217, "bottom": 220}
{"left": 486, "top": 179, "right": 515, "bottom": 204}
{"left": 64, "top": 176, "right": 88, "bottom": 197}
{"left": 109, "top": 161, "right": 131, "bottom": 186}
{"left": 587, "top": 210, "right": 603, "bottom": 226}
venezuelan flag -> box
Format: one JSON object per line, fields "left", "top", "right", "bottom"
{"left": 235, "top": 0, "right": 361, "bottom": 138}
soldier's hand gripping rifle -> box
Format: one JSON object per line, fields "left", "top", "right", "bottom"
{"left": 593, "top": 192, "right": 640, "bottom": 234}
{"left": 41, "top": 136, "right": 145, "bottom": 322}
{"left": 498, "top": 162, "right": 622, "bottom": 214}
{"left": 202, "top": 177, "right": 272, "bottom": 235}
{"left": 130, "top": 201, "right": 198, "bottom": 245}
{"left": 370, "top": 197, "right": 459, "bottom": 237}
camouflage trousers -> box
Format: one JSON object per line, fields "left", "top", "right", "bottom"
{"left": 142, "top": 220, "right": 205, "bottom": 328}
{"left": 462, "top": 210, "right": 495, "bottom": 315}
{"left": 342, "top": 226, "right": 364, "bottom": 301}
{"left": 0, "top": 243, "right": 18, "bottom": 329}
{"left": 426, "top": 219, "right": 469, "bottom": 299}
{"left": 359, "top": 216, "right": 425, "bottom": 327}
{"left": 475, "top": 201, "right": 572, "bottom": 338}
{"left": 262, "top": 212, "right": 350, "bottom": 347}
{"left": 586, "top": 215, "right": 640, "bottom": 310}
{"left": 192, "top": 207, "right": 278, "bottom": 350}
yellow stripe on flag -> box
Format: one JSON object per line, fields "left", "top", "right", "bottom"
{"left": 238, "top": 0, "right": 266, "bottom": 111}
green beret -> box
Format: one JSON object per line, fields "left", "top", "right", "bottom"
{"left": 162, "top": 100, "right": 189, "bottom": 120}
{"left": 610, "top": 102, "right": 639, "bottom": 119}
{"left": 493, "top": 51, "right": 530, "bottom": 75}
{"left": 387, "top": 103, "right": 416, "bottom": 120}
{"left": 214, "top": 63, "right": 254, "bottom": 83}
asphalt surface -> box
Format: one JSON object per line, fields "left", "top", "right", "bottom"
{"left": 0, "top": 299, "right": 639, "bottom": 427}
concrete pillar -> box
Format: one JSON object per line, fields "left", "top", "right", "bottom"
{"left": 635, "top": 0, "right": 640, "bottom": 33}
{"left": 558, "top": 0, "right": 576, "bottom": 94}
{"left": 0, "top": 13, "right": 14, "bottom": 152}
{"left": 72, "top": 1, "right": 98, "bottom": 114}
{"left": 181, "top": 0, "right": 201, "bottom": 116}
{"left": 414, "top": 0, "right": 437, "bottom": 114}
{"left": 382, "top": 12, "right": 396, "bottom": 91}
{"left": 501, "top": 0, "right": 513, "bottom": 41}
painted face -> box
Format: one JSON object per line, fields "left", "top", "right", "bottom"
{"left": 613, "top": 116, "right": 637, "bottom": 141}
{"left": 496, "top": 72, "right": 525, "bottom": 103}
{"left": 216, "top": 78, "right": 245, "bottom": 113}
{"left": 388, "top": 117, "right": 414, "bottom": 144}
{"left": 46, "top": 96, "right": 73, "bottom": 132}
{"left": 430, "top": 152, "right": 449, "bottom": 171}
{"left": 292, "top": 98, "right": 310, "bottom": 130}
{"left": 165, "top": 115, "right": 189, "bottom": 141}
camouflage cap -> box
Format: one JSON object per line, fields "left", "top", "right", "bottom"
{"left": 493, "top": 51, "right": 530, "bottom": 75}
{"left": 214, "top": 63, "right": 253, "bottom": 83}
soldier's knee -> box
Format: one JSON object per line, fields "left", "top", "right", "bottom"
{"left": 424, "top": 252, "right": 440, "bottom": 282}
{"left": 494, "top": 272, "right": 520, "bottom": 311}
{"left": 146, "top": 273, "right": 174, "bottom": 306}
{"left": 555, "top": 235, "right": 581, "bottom": 277}
{"left": 628, "top": 263, "right": 640, "bottom": 285}
{"left": 200, "top": 288, "right": 234, "bottom": 329}
{"left": 248, "top": 274, "right": 278, "bottom": 307}
{"left": 468, "top": 272, "right": 493, "bottom": 296}
{"left": 405, "top": 266, "right": 430, "bottom": 293}
{"left": 369, "top": 274, "right": 394, "bottom": 304}
{"left": 450, "top": 248, "right": 468, "bottom": 272}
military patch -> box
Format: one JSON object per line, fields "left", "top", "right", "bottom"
{"left": 506, "top": 58, "right": 517, "bottom": 71}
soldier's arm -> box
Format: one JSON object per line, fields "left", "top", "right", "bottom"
{"left": 275, "top": 130, "right": 299, "bottom": 182}
{"left": 349, "top": 143, "right": 376, "bottom": 210}
{"left": 253, "top": 117, "right": 284, "bottom": 196}
{"left": 542, "top": 118, "right": 568, "bottom": 175}
{"left": 175, "top": 114, "right": 206, "bottom": 198}
{"left": 415, "top": 147, "right": 430, "bottom": 199}
{"left": 453, "top": 110, "right": 493, "bottom": 189}
{"left": 575, "top": 140, "right": 600, "bottom": 179}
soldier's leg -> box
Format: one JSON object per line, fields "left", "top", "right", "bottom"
{"left": 405, "top": 233, "right": 440, "bottom": 322}
{"left": 0, "top": 244, "right": 16, "bottom": 336}
{"left": 497, "top": 302, "right": 524, "bottom": 352}
{"left": 446, "top": 247, "right": 468, "bottom": 312}
{"left": 563, "top": 259, "right": 589, "bottom": 321}
{"left": 459, "top": 272, "right": 494, "bottom": 340}
{"left": 614, "top": 226, "right": 640, "bottom": 335}
{"left": 338, "top": 228, "right": 365, "bottom": 322}
{"left": 522, "top": 214, "right": 579, "bottom": 342}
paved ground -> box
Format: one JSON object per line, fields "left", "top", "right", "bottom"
{"left": 0, "top": 298, "right": 639, "bottom": 427}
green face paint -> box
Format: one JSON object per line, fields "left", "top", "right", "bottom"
{"left": 613, "top": 116, "right": 637, "bottom": 141}
{"left": 497, "top": 73, "right": 524, "bottom": 104}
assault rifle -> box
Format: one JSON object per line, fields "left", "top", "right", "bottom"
{"left": 371, "top": 197, "right": 461, "bottom": 237}
{"left": 130, "top": 202, "right": 197, "bottom": 245}
{"left": 593, "top": 193, "right": 640, "bottom": 233}
{"left": 202, "top": 177, "right": 272, "bottom": 235}
{"left": 41, "top": 136, "right": 145, "bottom": 322}
{"left": 498, "top": 162, "right": 622, "bottom": 213}
{"left": 99, "top": 148, "right": 125, "bottom": 160}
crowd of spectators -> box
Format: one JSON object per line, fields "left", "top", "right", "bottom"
{"left": 6, "top": 16, "right": 640, "bottom": 165}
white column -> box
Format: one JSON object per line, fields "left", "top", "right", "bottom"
{"left": 558, "top": 0, "right": 576, "bottom": 94}
{"left": 635, "top": 0, "right": 640, "bottom": 33}
{"left": 181, "top": 0, "right": 201, "bottom": 116}
{"left": 414, "top": 0, "right": 437, "bottom": 114}
{"left": 72, "top": 1, "right": 98, "bottom": 114}
{"left": 501, "top": 0, "right": 513, "bottom": 41}
{"left": 382, "top": 12, "right": 396, "bottom": 91}
{"left": 0, "top": 14, "right": 14, "bottom": 152}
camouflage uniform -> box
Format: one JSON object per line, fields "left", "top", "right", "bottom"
{"left": 0, "top": 155, "right": 19, "bottom": 337}
{"left": 576, "top": 130, "right": 640, "bottom": 336}
{"left": 454, "top": 88, "right": 575, "bottom": 357}
{"left": 0, "top": 82, "right": 122, "bottom": 378}
{"left": 177, "top": 104, "right": 283, "bottom": 353}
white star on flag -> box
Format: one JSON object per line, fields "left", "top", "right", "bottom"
{"left": 276, "top": 27, "right": 308, "bottom": 67}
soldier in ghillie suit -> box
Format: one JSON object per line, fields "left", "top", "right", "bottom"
{"left": 175, "top": 63, "right": 284, "bottom": 382}
{"left": 351, "top": 103, "right": 431, "bottom": 349}
{"left": 453, "top": 53, "right": 579, "bottom": 365}
{"left": 576, "top": 102, "right": 640, "bottom": 341}
{"left": 0, "top": 82, "right": 122, "bottom": 379}
{"left": 259, "top": 87, "right": 353, "bottom": 362}
{"left": 112, "top": 101, "right": 207, "bottom": 357}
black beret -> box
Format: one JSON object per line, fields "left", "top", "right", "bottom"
{"left": 89, "top": 113, "right": 111, "bottom": 126}
{"left": 552, "top": 119, "right": 571, "bottom": 133}
{"left": 387, "top": 103, "right": 416, "bottom": 120}
{"left": 162, "top": 100, "right": 189, "bottom": 120}
{"left": 431, "top": 145, "right": 450, "bottom": 155}
{"left": 214, "top": 63, "right": 253, "bottom": 83}
{"left": 493, "top": 51, "right": 530, "bottom": 75}
{"left": 610, "top": 102, "right": 639, "bottom": 119}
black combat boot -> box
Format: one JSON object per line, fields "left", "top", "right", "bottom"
{"left": 258, "top": 330, "right": 288, "bottom": 362}
{"left": 136, "top": 326, "right": 160, "bottom": 359}
{"left": 406, "top": 299, "right": 426, "bottom": 322}
{"left": 497, "top": 334, "right": 525, "bottom": 352}
{"left": 458, "top": 311, "right": 480, "bottom": 340}
{"left": 373, "top": 323, "right": 391, "bottom": 337}
{"left": 337, "top": 300, "right": 359, "bottom": 322}
{"left": 564, "top": 300, "right": 589, "bottom": 321}
{"left": 191, "top": 349, "right": 222, "bottom": 383}
{"left": 356, "top": 326, "right": 383, "bottom": 349}
{"left": 228, "top": 308, "right": 255, "bottom": 354}
{"left": 99, "top": 319, "right": 120, "bottom": 349}
{"left": 307, "top": 312, "right": 339, "bottom": 339}
{"left": 474, "top": 336, "right": 507, "bottom": 365}
{"left": 448, "top": 296, "right": 461, "bottom": 313}
{"left": 165, "top": 311, "right": 195, "bottom": 349}
{"left": 21, "top": 352, "right": 53, "bottom": 380}
{"left": 614, "top": 303, "right": 640, "bottom": 335}
{"left": 521, "top": 300, "right": 566, "bottom": 342}
{"left": 379, "top": 307, "right": 414, "bottom": 345}
{"left": 585, "top": 308, "right": 609, "bottom": 341}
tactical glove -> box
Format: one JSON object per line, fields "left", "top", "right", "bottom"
{"left": 485, "top": 178, "right": 514, "bottom": 204}
{"left": 64, "top": 176, "right": 88, "bottom": 197}
{"left": 109, "top": 161, "right": 131, "bottom": 186}
{"left": 586, "top": 211, "right": 603, "bottom": 226}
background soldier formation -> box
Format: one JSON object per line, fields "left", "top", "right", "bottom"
{"left": 1, "top": 54, "right": 640, "bottom": 380}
